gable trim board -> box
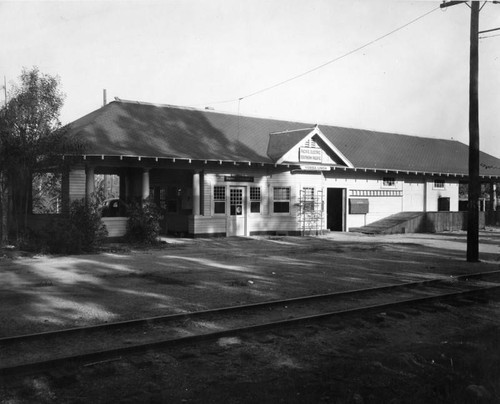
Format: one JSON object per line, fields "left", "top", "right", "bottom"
{"left": 50, "top": 99, "right": 500, "bottom": 237}
{"left": 269, "top": 126, "right": 354, "bottom": 168}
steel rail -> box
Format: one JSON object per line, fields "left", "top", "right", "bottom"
{"left": 1, "top": 281, "right": 499, "bottom": 377}
{"left": 1, "top": 268, "right": 499, "bottom": 346}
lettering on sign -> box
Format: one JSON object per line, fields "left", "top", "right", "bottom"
{"left": 224, "top": 175, "right": 254, "bottom": 182}
{"left": 299, "top": 165, "right": 331, "bottom": 171}
{"left": 299, "top": 147, "right": 322, "bottom": 163}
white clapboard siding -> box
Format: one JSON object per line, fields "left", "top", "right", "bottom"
{"left": 102, "top": 217, "right": 128, "bottom": 237}
{"left": 191, "top": 216, "right": 226, "bottom": 235}
{"left": 69, "top": 168, "right": 86, "bottom": 201}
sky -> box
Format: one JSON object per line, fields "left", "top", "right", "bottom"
{"left": 1, "top": 0, "right": 499, "bottom": 157}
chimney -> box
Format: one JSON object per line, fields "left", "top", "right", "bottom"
{"left": 103, "top": 89, "right": 107, "bottom": 106}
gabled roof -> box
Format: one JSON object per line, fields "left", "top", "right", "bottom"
{"left": 267, "top": 128, "right": 314, "bottom": 161}
{"left": 67, "top": 99, "right": 500, "bottom": 178}
{"left": 268, "top": 126, "right": 354, "bottom": 167}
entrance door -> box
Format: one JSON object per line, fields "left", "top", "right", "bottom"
{"left": 227, "top": 187, "right": 246, "bottom": 236}
{"left": 327, "top": 188, "right": 345, "bottom": 231}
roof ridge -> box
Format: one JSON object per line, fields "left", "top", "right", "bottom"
{"left": 111, "top": 98, "right": 462, "bottom": 146}
{"left": 111, "top": 97, "right": 317, "bottom": 124}
{"left": 269, "top": 127, "right": 316, "bottom": 135}
{"left": 113, "top": 97, "right": 203, "bottom": 112}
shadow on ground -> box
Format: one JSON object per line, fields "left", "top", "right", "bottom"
{"left": 0, "top": 229, "right": 499, "bottom": 337}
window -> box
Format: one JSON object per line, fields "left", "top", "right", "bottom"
{"left": 150, "top": 187, "right": 177, "bottom": 212}
{"left": 250, "top": 187, "right": 261, "bottom": 213}
{"left": 302, "top": 187, "right": 315, "bottom": 212}
{"left": 304, "top": 138, "right": 320, "bottom": 148}
{"left": 214, "top": 186, "right": 226, "bottom": 214}
{"left": 434, "top": 179, "right": 445, "bottom": 189}
{"left": 32, "top": 172, "right": 62, "bottom": 214}
{"left": 273, "top": 187, "right": 290, "bottom": 213}
{"left": 382, "top": 177, "right": 396, "bottom": 187}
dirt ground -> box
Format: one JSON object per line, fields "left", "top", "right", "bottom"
{"left": 1, "top": 229, "right": 500, "bottom": 403}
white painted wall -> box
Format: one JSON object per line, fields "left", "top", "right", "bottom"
{"left": 69, "top": 167, "right": 86, "bottom": 202}
{"left": 403, "top": 178, "right": 425, "bottom": 211}
{"left": 425, "top": 179, "right": 459, "bottom": 212}
{"left": 66, "top": 163, "right": 462, "bottom": 236}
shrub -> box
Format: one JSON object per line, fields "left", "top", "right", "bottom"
{"left": 43, "top": 219, "right": 82, "bottom": 254}
{"left": 68, "top": 197, "right": 108, "bottom": 251}
{"left": 126, "top": 198, "right": 161, "bottom": 244}
{"left": 42, "top": 197, "right": 107, "bottom": 254}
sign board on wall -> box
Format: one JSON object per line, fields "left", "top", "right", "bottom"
{"left": 349, "top": 198, "right": 369, "bottom": 214}
{"left": 224, "top": 175, "right": 254, "bottom": 182}
{"left": 299, "top": 147, "right": 322, "bottom": 163}
{"left": 299, "top": 165, "right": 331, "bottom": 171}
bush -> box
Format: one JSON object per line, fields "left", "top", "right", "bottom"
{"left": 43, "top": 219, "right": 82, "bottom": 254}
{"left": 42, "top": 197, "right": 108, "bottom": 254}
{"left": 126, "top": 198, "right": 161, "bottom": 244}
{"left": 68, "top": 197, "right": 108, "bottom": 251}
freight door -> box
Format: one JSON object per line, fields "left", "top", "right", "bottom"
{"left": 227, "top": 187, "right": 246, "bottom": 236}
{"left": 327, "top": 188, "right": 345, "bottom": 231}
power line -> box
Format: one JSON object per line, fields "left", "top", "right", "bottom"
{"left": 193, "top": 5, "right": 440, "bottom": 108}
{"left": 480, "top": 32, "right": 500, "bottom": 39}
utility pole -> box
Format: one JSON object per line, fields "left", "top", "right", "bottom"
{"left": 440, "top": 0, "right": 480, "bottom": 262}
{"left": 467, "top": 0, "right": 480, "bottom": 262}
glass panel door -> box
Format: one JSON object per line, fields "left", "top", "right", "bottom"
{"left": 230, "top": 188, "right": 243, "bottom": 216}
{"left": 227, "top": 187, "right": 246, "bottom": 236}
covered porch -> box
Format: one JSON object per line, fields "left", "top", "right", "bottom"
{"left": 78, "top": 157, "right": 204, "bottom": 238}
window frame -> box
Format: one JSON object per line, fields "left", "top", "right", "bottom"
{"left": 273, "top": 186, "right": 291, "bottom": 214}
{"left": 250, "top": 186, "right": 261, "bottom": 214}
{"left": 382, "top": 177, "right": 396, "bottom": 188}
{"left": 213, "top": 185, "right": 226, "bottom": 215}
{"left": 433, "top": 179, "right": 445, "bottom": 190}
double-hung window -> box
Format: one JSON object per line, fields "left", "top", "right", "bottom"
{"left": 250, "top": 187, "right": 261, "bottom": 213}
{"left": 273, "top": 187, "right": 290, "bottom": 213}
{"left": 214, "top": 186, "right": 226, "bottom": 214}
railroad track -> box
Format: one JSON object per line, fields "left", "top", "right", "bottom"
{"left": 1, "top": 269, "right": 500, "bottom": 377}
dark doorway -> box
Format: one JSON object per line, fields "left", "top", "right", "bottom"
{"left": 327, "top": 188, "right": 345, "bottom": 231}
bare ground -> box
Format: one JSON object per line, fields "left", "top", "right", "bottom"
{"left": 1, "top": 229, "right": 500, "bottom": 403}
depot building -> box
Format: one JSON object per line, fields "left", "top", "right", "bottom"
{"left": 41, "top": 99, "right": 500, "bottom": 237}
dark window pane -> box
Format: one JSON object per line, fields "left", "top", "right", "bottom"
{"left": 274, "top": 202, "right": 289, "bottom": 213}
{"left": 214, "top": 201, "right": 225, "bottom": 214}
{"left": 251, "top": 201, "right": 260, "bottom": 213}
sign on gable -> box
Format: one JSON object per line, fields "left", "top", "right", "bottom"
{"left": 299, "top": 147, "right": 322, "bottom": 163}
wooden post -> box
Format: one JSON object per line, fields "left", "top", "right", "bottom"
{"left": 467, "top": 1, "right": 480, "bottom": 262}
{"left": 192, "top": 171, "right": 200, "bottom": 216}
{"left": 489, "top": 181, "right": 495, "bottom": 212}
{"left": 142, "top": 168, "right": 150, "bottom": 201}
{"left": 85, "top": 165, "right": 95, "bottom": 204}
